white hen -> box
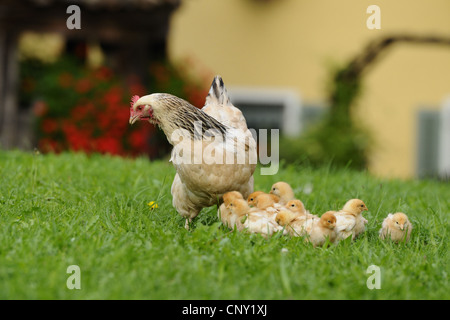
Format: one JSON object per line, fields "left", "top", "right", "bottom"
{"left": 130, "top": 76, "right": 257, "bottom": 229}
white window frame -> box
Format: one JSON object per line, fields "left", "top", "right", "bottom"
{"left": 228, "top": 87, "right": 303, "bottom": 137}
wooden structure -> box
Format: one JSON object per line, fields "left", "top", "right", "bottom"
{"left": 0, "top": 0, "right": 180, "bottom": 149}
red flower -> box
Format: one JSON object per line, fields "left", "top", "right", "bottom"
{"left": 128, "top": 129, "right": 147, "bottom": 149}
{"left": 41, "top": 119, "right": 58, "bottom": 134}
{"left": 62, "top": 123, "right": 92, "bottom": 152}
{"left": 93, "top": 66, "right": 113, "bottom": 81}
{"left": 104, "top": 86, "right": 122, "bottom": 106}
{"left": 71, "top": 102, "right": 95, "bottom": 122}
{"left": 39, "top": 138, "right": 61, "bottom": 153}
{"left": 94, "top": 136, "right": 123, "bottom": 155}
{"left": 32, "top": 100, "right": 48, "bottom": 117}
{"left": 75, "top": 78, "right": 92, "bottom": 94}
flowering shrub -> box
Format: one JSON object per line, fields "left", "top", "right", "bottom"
{"left": 20, "top": 57, "right": 208, "bottom": 158}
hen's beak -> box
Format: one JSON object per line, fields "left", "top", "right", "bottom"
{"left": 129, "top": 114, "right": 140, "bottom": 125}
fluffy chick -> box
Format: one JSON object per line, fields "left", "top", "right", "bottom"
{"left": 218, "top": 191, "right": 244, "bottom": 230}
{"left": 379, "top": 212, "right": 413, "bottom": 243}
{"left": 228, "top": 198, "right": 283, "bottom": 236}
{"left": 285, "top": 199, "right": 318, "bottom": 220}
{"left": 275, "top": 204, "right": 319, "bottom": 237}
{"left": 307, "top": 212, "right": 337, "bottom": 247}
{"left": 247, "top": 191, "right": 279, "bottom": 207}
{"left": 270, "top": 181, "right": 295, "bottom": 205}
{"left": 334, "top": 199, "right": 368, "bottom": 241}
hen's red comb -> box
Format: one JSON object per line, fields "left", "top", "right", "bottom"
{"left": 130, "top": 95, "right": 140, "bottom": 108}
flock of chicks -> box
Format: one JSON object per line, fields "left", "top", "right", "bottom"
{"left": 218, "top": 182, "right": 413, "bottom": 247}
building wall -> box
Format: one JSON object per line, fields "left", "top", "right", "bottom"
{"left": 168, "top": 0, "right": 450, "bottom": 178}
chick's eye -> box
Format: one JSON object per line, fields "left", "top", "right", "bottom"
{"left": 250, "top": 198, "right": 253, "bottom": 201}
{"left": 272, "top": 188, "right": 276, "bottom": 191}
{"left": 291, "top": 204, "right": 295, "bottom": 207}
{"left": 361, "top": 204, "right": 364, "bottom": 207}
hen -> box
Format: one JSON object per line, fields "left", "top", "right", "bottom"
{"left": 130, "top": 76, "right": 257, "bottom": 229}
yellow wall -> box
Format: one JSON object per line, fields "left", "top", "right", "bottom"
{"left": 168, "top": 0, "right": 450, "bottom": 179}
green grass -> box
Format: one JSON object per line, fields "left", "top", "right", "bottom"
{"left": 0, "top": 150, "right": 448, "bottom": 299}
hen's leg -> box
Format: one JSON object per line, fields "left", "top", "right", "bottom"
{"left": 171, "top": 173, "right": 201, "bottom": 230}
{"left": 184, "top": 218, "right": 193, "bottom": 230}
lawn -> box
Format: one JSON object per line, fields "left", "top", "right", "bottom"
{"left": 0, "top": 150, "right": 448, "bottom": 299}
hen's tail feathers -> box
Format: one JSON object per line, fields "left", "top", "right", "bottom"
{"left": 205, "top": 75, "right": 231, "bottom": 107}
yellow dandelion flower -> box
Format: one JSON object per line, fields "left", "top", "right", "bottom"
{"left": 147, "top": 201, "right": 158, "bottom": 210}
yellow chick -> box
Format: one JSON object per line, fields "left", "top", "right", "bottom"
{"left": 379, "top": 212, "right": 413, "bottom": 243}
{"left": 254, "top": 193, "right": 279, "bottom": 210}
{"left": 285, "top": 199, "right": 318, "bottom": 220}
{"left": 285, "top": 199, "right": 306, "bottom": 215}
{"left": 218, "top": 191, "right": 244, "bottom": 230}
{"left": 247, "top": 191, "right": 265, "bottom": 207}
{"left": 248, "top": 191, "right": 280, "bottom": 207}
{"left": 307, "top": 212, "right": 337, "bottom": 247}
{"left": 275, "top": 205, "right": 319, "bottom": 237}
{"left": 334, "top": 199, "right": 368, "bottom": 241}
{"left": 269, "top": 181, "right": 295, "bottom": 205}
{"left": 227, "top": 198, "right": 283, "bottom": 236}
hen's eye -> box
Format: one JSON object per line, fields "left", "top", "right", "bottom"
{"left": 250, "top": 198, "right": 253, "bottom": 201}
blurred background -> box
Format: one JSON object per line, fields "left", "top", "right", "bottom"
{"left": 0, "top": 0, "right": 449, "bottom": 180}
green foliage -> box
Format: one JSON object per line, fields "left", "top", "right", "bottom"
{"left": 0, "top": 151, "right": 448, "bottom": 299}
{"left": 279, "top": 64, "right": 371, "bottom": 169}
{"left": 279, "top": 119, "right": 372, "bottom": 169}
{"left": 19, "top": 55, "right": 207, "bottom": 157}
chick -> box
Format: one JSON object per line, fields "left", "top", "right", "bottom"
{"left": 285, "top": 199, "right": 318, "bottom": 220}
{"left": 275, "top": 204, "right": 319, "bottom": 237}
{"left": 285, "top": 199, "right": 307, "bottom": 215}
{"left": 270, "top": 181, "right": 295, "bottom": 205}
{"left": 379, "top": 212, "right": 413, "bottom": 243}
{"left": 223, "top": 191, "right": 244, "bottom": 204}
{"left": 218, "top": 191, "right": 244, "bottom": 230}
{"left": 334, "top": 199, "right": 368, "bottom": 241}
{"left": 307, "top": 212, "right": 337, "bottom": 247}
{"left": 248, "top": 191, "right": 280, "bottom": 208}
{"left": 227, "top": 198, "right": 283, "bottom": 236}
{"left": 247, "top": 191, "right": 265, "bottom": 207}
